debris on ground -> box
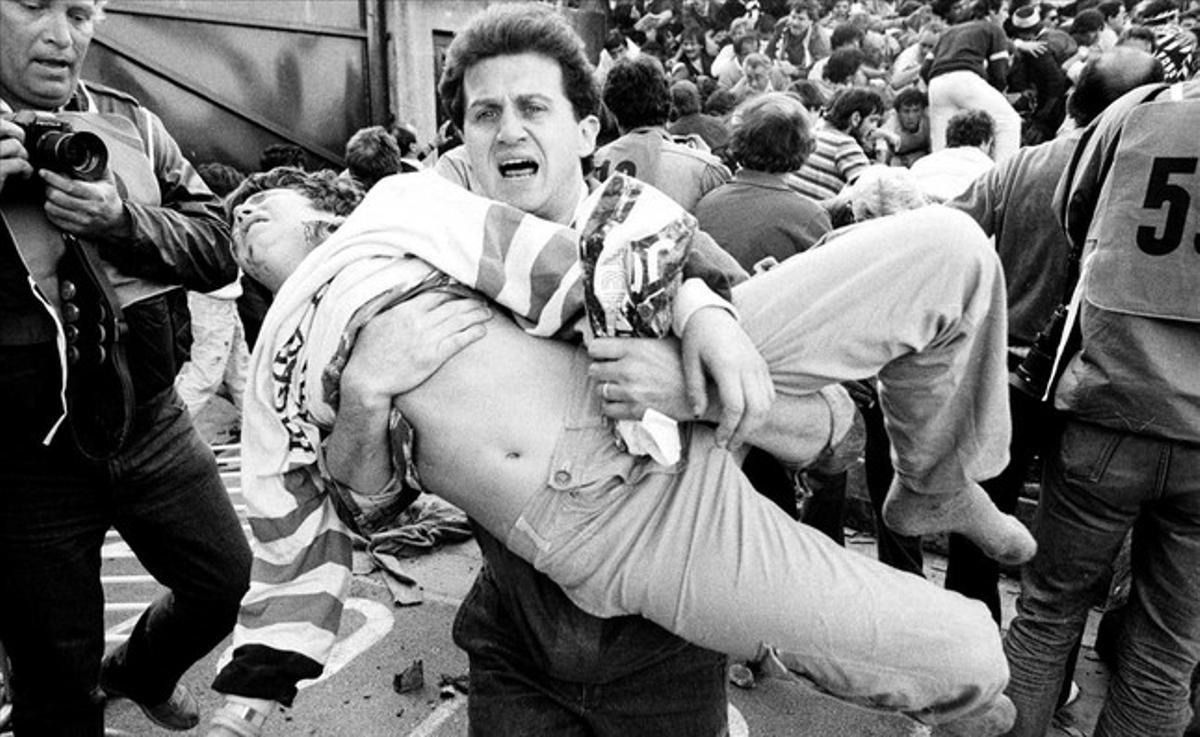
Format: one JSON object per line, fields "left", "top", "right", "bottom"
{"left": 729, "top": 662, "right": 755, "bottom": 689}
{"left": 393, "top": 659, "right": 424, "bottom": 694}
{"left": 437, "top": 673, "right": 470, "bottom": 699}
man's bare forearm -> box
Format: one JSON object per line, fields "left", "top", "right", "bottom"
{"left": 322, "top": 292, "right": 491, "bottom": 493}
{"left": 324, "top": 386, "right": 394, "bottom": 494}
{"left": 701, "top": 390, "right": 833, "bottom": 467}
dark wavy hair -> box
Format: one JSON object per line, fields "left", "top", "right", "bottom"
{"left": 196, "top": 162, "right": 247, "bottom": 198}
{"left": 829, "top": 22, "right": 865, "bottom": 49}
{"left": 824, "top": 87, "right": 884, "bottom": 130}
{"left": 944, "top": 109, "right": 994, "bottom": 147}
{"left": 344, "top": 126, "right": 402, "bottom": 190}
{"left": 224, "top": 167, "right": 365, "bottom": 221}
{"left": 603, "top": 55, "right": 672, "bottom": 129}
{"left": 824, "top": 48, "right": 866, "bottom": 84}
{"left": 789, "top": 0, "right": 820, "bottom": 18}
{"left": 437, "top": 3, "right": 599, "bottom": 131}
{"left": 704, "top": 88, "right": 739, "bottom": 117}
{"left": 893, "top": 87, "right": 928, "bottom": 111}
{"left": 728, "top": 92, "right": 816, "bottom": 172}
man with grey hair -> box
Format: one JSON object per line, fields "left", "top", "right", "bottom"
{"left": 0, "top": 0, "right": 251, "bottom": 733}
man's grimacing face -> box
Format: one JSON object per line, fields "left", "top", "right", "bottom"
{"left": 461, "top": 52, "right": 599, "bottom": 226}
{"left": 0, "top": 0, "right": 97, "bottom": 110}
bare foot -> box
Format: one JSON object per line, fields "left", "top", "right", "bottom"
{"left": 929, "top": 694, "right": 1016, "bottom": 737}
{"left": 882, "top": 480, "right": 1037, "bottom": 566}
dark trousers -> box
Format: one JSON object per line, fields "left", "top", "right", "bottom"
{"left": 740, "top": 447, "right": 847, "bottom": 545}
{"left": 862, "top": 401, "right": 925, "bottom": 576}
{"left": 945, "top": 385, "right": 1053, "bottom": 624}
{"left": 465, "top": 627, "right": 729, "bottom": 737}
{"left": 0, "top": 389, "right": 251, "bottom": 735}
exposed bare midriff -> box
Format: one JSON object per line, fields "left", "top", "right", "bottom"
{"left": 393, "top": 312, "right": 579, "bottom": 537}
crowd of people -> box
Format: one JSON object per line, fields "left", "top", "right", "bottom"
{"left": 1, "top": 0, "right": 1197, "bottom": 736}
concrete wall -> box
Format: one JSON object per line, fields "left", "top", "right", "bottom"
{"left": 385, "top": 0, "right": 492, "bottom": 147}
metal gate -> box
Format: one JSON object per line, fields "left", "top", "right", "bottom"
{"left": 83, "top": 0, "right": 388, "bottom": 173}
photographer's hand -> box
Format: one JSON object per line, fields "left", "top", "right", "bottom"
{"left": 0, "top": 119, "right": 33, "bottom": 191}
{"left": 39, "top": 168, "right": 132, "bottom": 241}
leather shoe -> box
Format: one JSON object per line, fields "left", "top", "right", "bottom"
{"left": 100, "top": 660, "right": 199, "bottom": 731}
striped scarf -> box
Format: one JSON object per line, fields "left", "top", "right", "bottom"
{"left": 218, "top": 170, "right": 695, "bottom": 703}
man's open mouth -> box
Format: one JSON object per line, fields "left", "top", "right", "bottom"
{"left": 498, "top": 159, "right": 538, "bottom": 179}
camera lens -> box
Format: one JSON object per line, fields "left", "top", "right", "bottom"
{"left": 60, "top": 131, "right": 108, "bottom": 181}
{"left": 36, "top": 130, "right": 108, "bottom": 181}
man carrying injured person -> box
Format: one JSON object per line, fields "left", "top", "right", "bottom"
{"left": 206, "top": 4, "right": 1034, "bottom": 736}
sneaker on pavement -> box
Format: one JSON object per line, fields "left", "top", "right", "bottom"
{"left": 100, "top": 662, "right": 199, "bottom": 731}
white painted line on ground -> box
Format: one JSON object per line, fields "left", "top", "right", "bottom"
{"left": 406, "top": 697, "right": 466, "bottom": 737}
{"left": 104, "top": 603, "right": 149, "bottom": 613}
{"left": 101, "top": 542, "right": 134, "bottom": 558}
{"left": 107, "top": 613, "right": 140, "bottom": 635}
{"left": 100, "top": 575, "right": 156, "bottom": 585}
{"left": 103, "top": 613, "right": 142, "bottom": 646}
{"left": 297, "top": 598, "right": 395, "bottom": 688}
{"left": 214, "top": 597, "right": 390, "bottom": 695}
{"left": 729, "top": 703, "right": 749, "bottom": 737}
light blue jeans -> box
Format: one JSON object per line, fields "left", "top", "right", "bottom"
{"left": 1004, "top": 418, "right": 1200, "bottom": 736}
{"left": 504, "top": 205, "right": 1014, "bottom": 727}
{"left": 506, "top": 350, "right": 1008, "bottom": 727}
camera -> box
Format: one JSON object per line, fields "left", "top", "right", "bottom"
{"left": 1013, "top": 304, "right": 1070, "bottom": 400}
{"left": 8, "top": 110, "right": 108, "bottom": 181}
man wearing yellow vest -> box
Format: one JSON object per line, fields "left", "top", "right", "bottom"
{"left": 0, "top": 0, "right": 250, "bottom": 733}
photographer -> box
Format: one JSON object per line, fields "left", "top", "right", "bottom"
{"left": 0, "top": 1, "right": 250, "bottom": 734}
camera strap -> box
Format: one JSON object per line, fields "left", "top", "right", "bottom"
{"left": 0, "top": 201, "right": 134, "bottom": 460}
